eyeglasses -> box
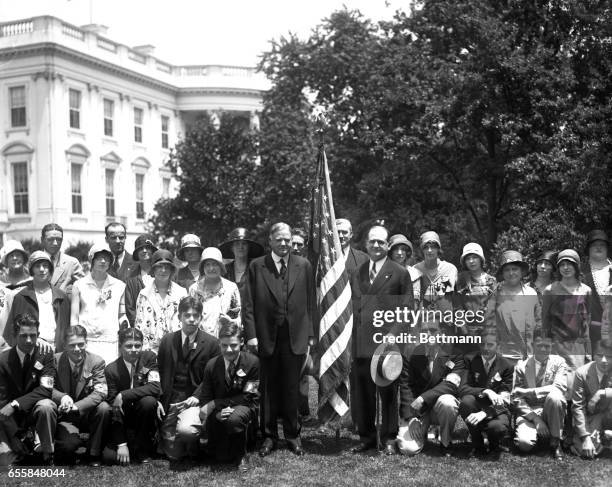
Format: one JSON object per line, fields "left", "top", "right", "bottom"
{"left": 594, "top": 353, "right": 612, "bottom": 360}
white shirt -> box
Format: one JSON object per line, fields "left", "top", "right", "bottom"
{"left": 123, "top": 359, "right": 135, "bottom": 388}
{"left": 482, "top": 356, "right": 495, "bottom": 374}
{"left": 181, "top": 330, "right": 197, "bottom": 348}
{"left": 271, "top": 252, "right": 288, "bottom": 274}
{"left": 15, "top": 346, "right": 30, "bottom": 366}
{"left": 36, "top": 288, "right": 55, "bottom": 344}
{"left": 534, "top": 358, "right": 547, "bottom": 377}
{"left": 369, "top": 257, "right": 387, "bottom": 281}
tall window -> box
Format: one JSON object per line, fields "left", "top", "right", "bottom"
{"left": 12, "top": 162, "right": 29, "bottom": 214}
{"left": 105, "top": 169, "right": 115, "bottom": 217}
{"left": 10, "top": 86, "right": 26, "bottom": 127}
{"left": 161, "top": 115, "right": 169, "bottom": 149}
{"left": 69, "top": 89, "right": 81, "bottom": 129}
{"left": 162, "top": 177, "right": 170, "bottom": 198}
{"left": 103, "top": 99, "right": 114, "bottom": 136}
{"left": 134, "top": 107, "right": 143, "bottom": 143}
{"left": 71, "top": 163, "right": 83, "bottom": 214}
{"left": 135, "top": 174, "right": 145, "bottom": 219}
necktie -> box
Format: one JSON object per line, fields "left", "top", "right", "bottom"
{"left": 70, "top": 366, "right": 80, "bottom": 397}
{"left": 182, "top": 336, "right": 191, "bottom": 360}
{"left": 111, "top": 258, "right": 119, "bottom": 274}
{"left": 279, "top": 259, "right": 287, "bottom": 279}
{"left": 227, "top": 361, "right": 236, "bottom": 387}
{"left": 22, "top": 353, "right": 32, "bottom": 386}
{"left": 369, "top": 262, "right": 377, "bottom": 284}
{"left": 601, "top": 373, "right": 609, "bottom": 389}
{"left": 535, "top": 360, "right": 547, "bottom": 386}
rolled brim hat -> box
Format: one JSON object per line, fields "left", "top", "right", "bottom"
{"left": 536, "top": 250, "right": 558, "bottom": 269}
{"left": 460, "top": 242, "right": 485, "bottom": 267}
{"left": 199, "top": 247, "right": 226, "bottom": 275}
{"left": 585, "top": 229, "right": 609, "bottom": 253}
{"left": 88, "top": 243, "right": 115, "bottom": 266}
{"left": 370, "top": 342, "right": 403, "bottom": 387}
{"left": 219, "top": 227, "right": 265, "bottom": 260}
{"left": 28, "top": 250, "right": 54, "bottom": 276}
{"left": 132, "top": 234, "right": 158, "bottom": 261}
{"left": 1, "top": 240, "right": 29, "bottom": 267}
{"left": 397, "top": 418, "right": 426, "bottom": 456}
{"left": 420, "top": 231, "right": 441, "bottom": 249}
{"left": 557, "top": 249, "right": 580, "bottom": 267}
{"left": 389, "top": 234, "right": 414, "bottom": 254}
{"left": 177, "top": 233, "right": 204, "bottom": 261}
{"left": 151, "top": 249, "right": 176, "bottom": 270}
{"left": 497, "top": 250, "right": 529, "bottom": 278}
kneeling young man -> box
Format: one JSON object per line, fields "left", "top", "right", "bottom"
{"left": 52, "top": 325, "right": 110, "bottom": 465}
{"left": 512, "top": 329, "right": 567, "bottom": 459}
{"left": 458, "top": 331, "right": 513, "bottom": 456}
{"left": 572, "top": 338, "right": 612, "bottom": 458}
{"left": 195, "top": 322, "right": 259, "bottom": 471}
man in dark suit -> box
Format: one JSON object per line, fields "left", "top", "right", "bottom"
{"left": 458, "top": 331, "right": 513, "bottom": 456}
{"left": 0, "top": 314, "right": 56, "bottom": 465}
{"left": 336, "top": 218, "right": 368, "bottom": 279}
{"left": 399, "top": 319, "right": 466, "bottom": 456}
{"left": 105, "top": 222, "right": 136, "bottom": 283}
{"left": 157, "top": 296, "right": 220, "bottom": 461}
{"left": 52, "top": 325, "right": 110, "bottom": 466}
{"left": 243, "top": 222, "right": 314, "bottom": 457}
{"left": 196, "top": 322, "right": 259, "bottom": 471}
{"left": 351, "top": 224, "right": 413, "bottom": 455}
{"left": 104, "top": 328, "right": 160, "bottom": 465}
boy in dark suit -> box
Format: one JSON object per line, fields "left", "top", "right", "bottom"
{"left": 0, "top": 313, "right": 56, "bottom": 465}
{"left": 196, "top": 322, "right": 259, "bottom": 471}
{"left": 104, "top": 327, "right": 160, "bottom": 465}
{"left": 52, "top": 325, "right": 110, "bottom": 465}
{"left": 458, "top": 331, "right": 514, "bottom": 456}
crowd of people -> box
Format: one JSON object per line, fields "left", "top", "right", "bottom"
{"left": 0, "top": 220, "right": 610, "bottom": 471}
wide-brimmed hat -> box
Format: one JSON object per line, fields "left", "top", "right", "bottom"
{"left": 557, "top": 249, "right": 580, "bottom": 268}
{"left": 370, "top": 342, "right": 403, "bottom": 387}
{"left": 461, "top": 242, "right": 485, "bottom": 267}
{"left": 88, "top": 243, "right": 114, "bottom": 266}
{"left": 28, "top": 250, "right": 54, "bottom": 276}
{"left": 199, "top": 247, "right": 226, "bottom": 275}
{"left": 397, "top": 418, "right": 426, "bottom": 456}
{"left": 536, "top": 250, "right": 558, "bottom": 269}
{"left": 177, "top": 234, "right": 204, "bottom": 261}
{"left": 585, "top": 229, "right": 609, "bottom": 253}
{"left": 1, "top": 240, "right": 29, "bottom": 267}
{"left": 151, "top": 249, "right": 176, "bottom": 270}
{"left": 219, "top": 228, "right": 264, "bottom": 260}
{"left": 389, "top": 234, "right": 414, "bottom": 254}
{"left": 420, "top": 231, "right": 441, "bottom": 250}
{"left": 497, "top": 250, "right": 529, "bottom": 277}
{"left": 132, "top": 234, "right": 158, "bottom": 261}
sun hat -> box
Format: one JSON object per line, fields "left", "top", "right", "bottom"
{"left": 132, "top": 234, "right": 158, "bottom": 261}
{"left": 176, "top": 234, "right": 204, "bottom": 261}
{"left": 219, "top": 228, "right": 264, "bottom": 260}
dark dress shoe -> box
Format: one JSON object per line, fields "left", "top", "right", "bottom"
{"left": 259, "top": 439, "right": 276, "bottom": 457}
{"left": 383, "top": 443, "right": 396, "bottom": 456}
{"left": 551, "top": 444, "right": 563, "bottom": 460}
{"left": 439, "top": 444, "right": 452, "bottom": 457}
{"left": 288, "top": 442, "right": 305, "bottom": 456}
{"left": 237, "top": 455, "right": 249, "bottom": 472}
{"left": 351, "top": 441, "right": 375, "bottom": 453}
{"left": 88, "top": 456, "right": 102, "bottom": 467}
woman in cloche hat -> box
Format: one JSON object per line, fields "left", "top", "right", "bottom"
{"left": 176, "top": 234, "right": 204, "bottom": 289}
{"left": 0, "top": 240, "right": 31, "bottom": 289}
{"left": 528, "top": 250, "right": 558, "bottom": 303}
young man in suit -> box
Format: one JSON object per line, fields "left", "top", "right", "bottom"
{"left": 571, "top": 338, "right": 612, "bottom": 458}
{"left": 399, "top": 319, "right": 466, "bottom": 456}
{"left": 52, "top": 325, "right": 110, "bottom": 466}
{"left": 243, "top": 222, "right": 314, "bottom": 457}
{"left": 157, "top": 296, "right": 220, "bottom": 461}
{"left": 0, "top": 313, "right": 56, "bottom": 465}
{"left": 336, "top": 218, "right": 368, "bottom": 279}
{"left": 104, "top": 328, "right": 160, "bottom": 465}
{"left": 41, "top": 223, "right": 84, "bottom": 297}
{"left": 351, "top": 224, "right": 413, "bottom": 455}
{"left": 105, "top": 222, "right": 135, "bottom": 283}
{"left": 197, "top": 322, "right": 259, "bottom": 471}
{"left": 458, "top": 331, "right": 514, "bottom": 456}
{"left": 512, "top": 329, "right": 567, "bottom": 459}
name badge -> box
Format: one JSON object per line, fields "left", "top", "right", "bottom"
{"left": 34, "top": 361, "right": 43, "bottom": 371}
{"left": 40, "top": 376, "right": 54, "bottom": 388}
{"left": 236, "top": 369, "right": 246, "bottom": 377}
{"left": 445, "top": 360, "right": 455, "bottom": 370}
{"left": 147, "top": 370, "right": 160, "bottom": 383}
{"left": 493, "top": 372, "right": 502, "bottom": 382}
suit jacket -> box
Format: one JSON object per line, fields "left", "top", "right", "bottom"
{"left": 52, "top": 351, "right": 107, "bottom": 414}
{"left": 572, "top": 361, "right": 612, "bottom": 438}
{"left": 0, "top": 346, "right": 55, "bottom": 412}
{"left": 124, "top": 275, "right": 145, "bottom": 327}
{"left": 243, "top": 253, "right": 314, "bottom": 357}
{"left": 104, "top": 350, "right": 161, "bottom": 404}
{"left": 399, "top": 345, "right": 465, "bottom": 418}
{"left": 157, "top": 329, "right": 220, "bottom": 409}
{"left": 580, "top": 262, "right": 612, "bottom": 322}
{"left": 344, "top": 247, "right": 369, "bottom": 280}
{"left": 195, "top": 351, "right": 259, "bottom": 411}
{"left": 512, "top": 354, "right": 567, "bottom": 417}
{"left": 3, "top": 284, "right": 70, "bottom": 351}
{"left": 459, "top": 353, "right": 514, "bottom": 418}
{"left": 176, "top": 266, "right": 198, "bottom": 291}
{"left": 351, "top": 258, "right": 413, "bottom": 358}
{"left": 109, "top": 251, "right": 136, "bottom": 283}
{"left": 51, "top": 252, "right": 85, "bottom": 296}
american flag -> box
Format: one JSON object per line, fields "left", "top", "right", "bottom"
{"left": 309, "top": 146, "right": 352, "bottom": 425}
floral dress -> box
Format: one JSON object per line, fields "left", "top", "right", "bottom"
{"left": 188, "top": 277, "right": 241, "bottom": 338}
{"left": 414, "top": 260, "right": 458, "bottom": 334}
{"left": 135, "top": 281, "right": 188, "bottom": 352}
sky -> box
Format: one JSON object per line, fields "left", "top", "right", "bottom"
{"left": 0, "top": 0, "right": 410, "bottom": 66}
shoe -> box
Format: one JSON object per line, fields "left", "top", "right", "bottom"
{"left": 237, "top": 455, "right": 249, "bottom": 473}
{"left": 88, "top": 456, "right": 102, "bottom": 467}
{"left": 550, "top": 444, "right": 562, "bottom": 460}
{"left": 351, "top": 441, "right": 375, "bottom": 453}
{"left": 140, "top": 456, "right": 153, "bottom": 464}
{"left": 288, "top": 441, "right": 305, "bottom": 456}
{"left": 383, "top": 443, "right": 396, "bottom": 456}
{"left": 41, "top": 453, "right": 54, "bottom": 466}
{"left": 439, "top": 444, "right": 452, "bottom": 457}
{"left": 259, "top": 438, "right": 276, "bottom": 457}
{"left": 468, "top": 447, "right": 488, "bottom": 458}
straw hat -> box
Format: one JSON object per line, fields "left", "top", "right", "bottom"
{"left": 370, "top": 343, "right": 402, "bottom": 387}
{"left": 1, "top": 240, "right": 29, "bottom": 267}
{"left": 176, "top": 234, "right": 204, "bottom": 261}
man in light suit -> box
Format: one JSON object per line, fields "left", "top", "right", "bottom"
{"left": 512, "top": 329, "right": 567, "bottom": 459}
{"left": 351, "top": 224, "right": 413, "bottom": 455}
{"left": 571, "top": 338, "right": 612, "bottom": 457}
{"left": 41, "top": 223, "right": 84, "bottom": 296}
{"left": 243, "top": 222, "right": 314, "bottom": 457}
{"left": 105, "top": 222, "right": 135, "bottom": 283}
{"left": 52, "top": 325, "right": 110, "bottom": 466}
